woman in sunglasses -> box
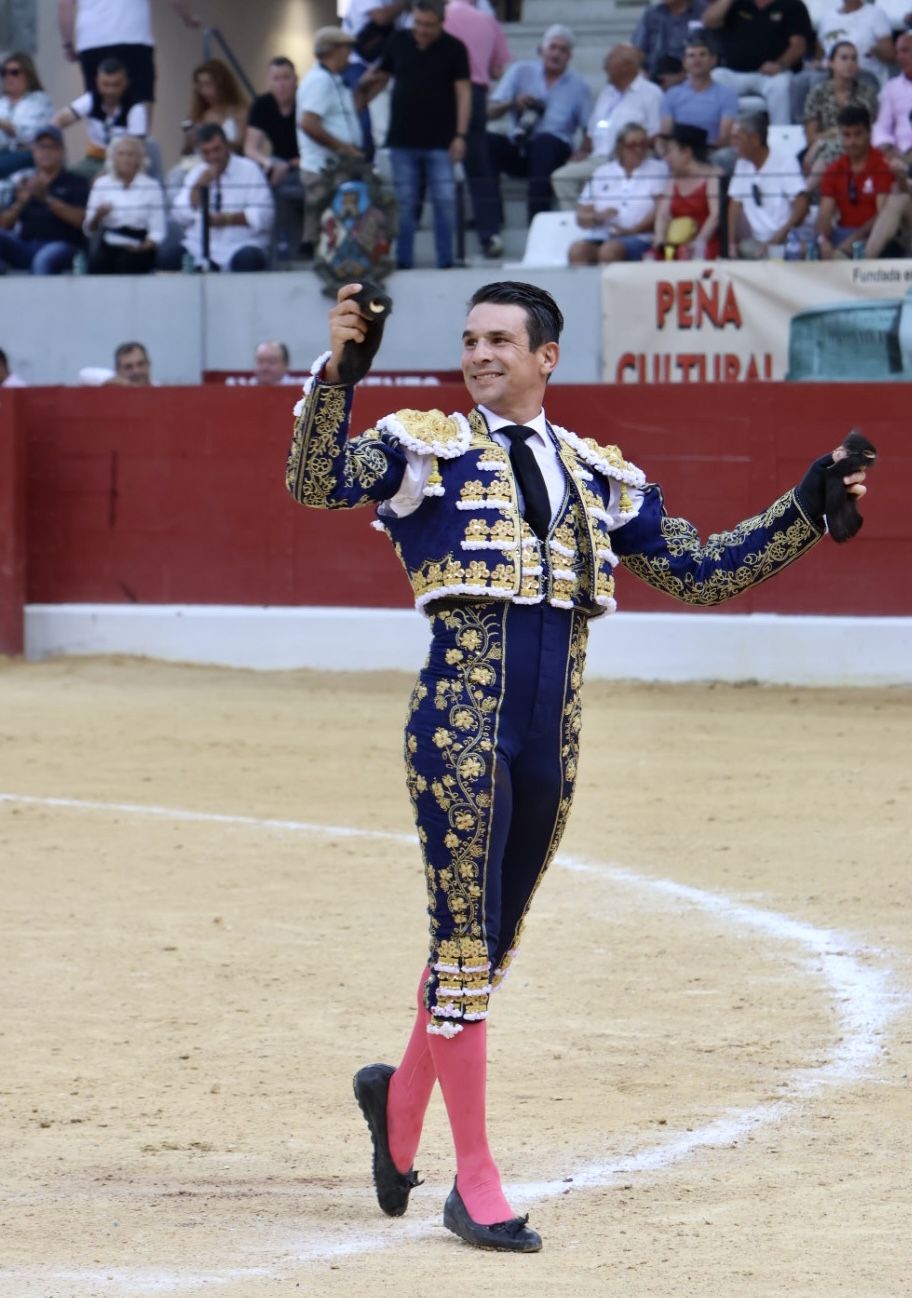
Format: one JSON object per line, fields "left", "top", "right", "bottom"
{"left": 0, "top": 52, "right": 53, "bottom": 180}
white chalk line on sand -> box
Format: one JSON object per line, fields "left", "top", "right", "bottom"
{"left": 0, "top": 791, "right": 904, "bottom": 1293}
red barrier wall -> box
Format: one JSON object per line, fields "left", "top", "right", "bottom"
{"left": 1, "top": 382, "right": 907, "bottom": 654}
{"left": 0, "top": 391, "right": 27, "bottom": 654}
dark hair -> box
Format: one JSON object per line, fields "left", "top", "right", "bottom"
{"left": 269, "top": 56, "right": 295, "bottom": 72}
{"left": 97, "top": 57, "right": 128, "bottom": 78}
{"left": 195, "top": 121, "right": 228, "bottom": 146}
{"left": 828, "top": 39, "right": 858, "bottom": 64}
{"left": 684, "top": 34, "right": 713, "bottom": 54}
{"left": 837, "top": 104, "right": 871, "bottom": 130}
{"left": 413, "top": 0, "right": 445, "bottom": 17}
{"left": 0, "top": 347, "right": 8, "bottom": 370}
{"left": 2, "top": 51, "right": 43, "bottom": 93}
{"left": 114, "top": 341, "right": 149, "bottom": 365}
{"left": 468, "top": 281, "right": 564, "bottom": 349}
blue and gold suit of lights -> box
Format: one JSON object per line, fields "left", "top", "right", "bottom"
{"left": 286, "top": 364, "right": 823, "bottom": 1035}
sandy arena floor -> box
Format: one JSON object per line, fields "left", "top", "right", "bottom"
{"left": 0, "top": 655, "right": 910, "bottom": 1298}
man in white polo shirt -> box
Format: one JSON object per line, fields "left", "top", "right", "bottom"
{"left": 295, "top": 27, "right": 365, "bottom": 257}
{"left": 727, "top": 111, "right": 810, "bottom": 257}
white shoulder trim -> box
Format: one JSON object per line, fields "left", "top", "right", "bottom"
{"left": 552, "top": 424, "right": 646, "bottom": 489}
{"left": 292, "top": 351, "right": 333, "bottom": 415}
{"left": 376, "top": 409, "right": 472, "bottom": 459}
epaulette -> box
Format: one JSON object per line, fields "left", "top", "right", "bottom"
{"left": 376, "top": 409, "right": 473, "bottom": 459}
{"left": 552, "top": 424, "right": 646, "bottom": 489}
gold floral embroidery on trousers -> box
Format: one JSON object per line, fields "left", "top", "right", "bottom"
{"left": 404, "top": 604, "right": 507, "bottom": 1035}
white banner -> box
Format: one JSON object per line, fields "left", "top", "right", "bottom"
{"left": 601, "top": 260, "right": 912, "bottom": 384}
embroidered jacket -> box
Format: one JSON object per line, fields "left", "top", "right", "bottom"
{"left": 285, "top": 365, "right": 824, "bottom": 615}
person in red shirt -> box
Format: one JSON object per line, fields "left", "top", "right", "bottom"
{"left": 816, "top": 105, "right": 894, "bottom": 258}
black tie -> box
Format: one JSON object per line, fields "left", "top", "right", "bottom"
{"left": 500, "top": 425, "right": 552, "bottom": 541}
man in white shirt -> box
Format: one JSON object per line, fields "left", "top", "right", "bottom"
{"left": 254, "top": 340, "right": 299, "bottom": 385}
{"left": 53, "top": 58, "right": 147, "bottom": 178}
{"left": 568, "top": 123, "right": 668, "bottom": 262}
{"left": 296, "top": 27, "right": 365, "bottom": 254}
{"left": 727, "top": 111, "right": 810, "bottom": 257}
{"left": 172, "top": 123, "right": 273, "bottom": 271}
{"left": 551, "top": 44, "right": 662, "bottom": 210}
{"left": 58, "top": 0, "right": 200, "bottom": 108}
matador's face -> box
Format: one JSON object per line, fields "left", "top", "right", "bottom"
{"left": 461, "top": 303, "right": 557, "bottom": 418}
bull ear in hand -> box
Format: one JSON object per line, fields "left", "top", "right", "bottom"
{"left": 337, "top": 283, "right": 393, "bottom": 386}
{"left": 825, "top": 429, "right": 877, "bottom": 544}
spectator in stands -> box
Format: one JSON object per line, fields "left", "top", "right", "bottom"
{"left": 727, "top": 111, "right": 810, "bottom": 255}
{"left": 864, "top": 158, "right": 912, "bottom": 255}
{"left": 550, "top": 43, "right": 657, "bottom": 212}
{"left": 0, "top": 126, "right": 88, "bottom": 274}
{"left": 359, "top": 0, "right": 470, "bottom": 270}
{"left": 0, "top": 53, "right": 54, "bottom": 180}
{"left": 659, "top": 34, "right": 739, "bottom": 147}
{"left": 872, "top": 32, "right": 912, "bottom": 164}
{"left": 703, "top": 0, "right": 815, "bottom": 125}
{"left": 568, "top": 122, "right": 668, "bottom": 263}
{"left": 791, "top": 0, "right": 894, "bottom": 123}
{"left": 114, "top": 340, "right": 152, "bottom": 384}
{"left": 0, "top": 347, "right": 28, "bottom": 387}
{"left": 254, "top": 340, "right": 297, "bottom": 384}
{"left": 654, "top": 55, "right": 687, "bottom": 91}
{"left": 83, "top": 135, "right": 165, "bottom": 273}
{"left": 815, "top": 104, "right": 893, "bottom": 256}
{"left": 53, "top": 58, "right": 147, "bottom": 180}
{"left": 340, "top": 0, "right": 412, "bottom": 156}
{"left": 444, "top": 0, "right": 511, "bottom": 259}
{"left": 58, "top": 0, "right": 200, "bottom": 110}
{"left": 485, "top": 25, "right": 592, "bottom": 238}
{"left": 245, "top": 57, "right": 302, "bottom": 260}
{"left": 186, "top": 60, "right": 248, "bottom": 153}
{"left": 296, "top": 28, "right": 364, "bottom": 262}
{"left": 652, "top": 121, "right": 721, "bottom": 256}
{"left": 170, "top": 123, "right": 273, "bottom": 272}
{"left": 802, "top": 42, "right": 879, "bottom": 187}
{"left": 631, "top": 0, "right": 709, "bottom": 82}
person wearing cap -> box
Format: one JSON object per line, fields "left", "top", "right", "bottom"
{"left": 0, "top": 125, "right": 88, "bottom": 274}
{"left": 482, "top": 25, "right": 592, "bottom": 248}
{"left": 551, "top": 43, "right": 661, "bottom": 212}
{"left": 295, "top": 26, "right": 364, "bottom": 258}
{"left": 652, "top": 120, "right": 721, "bottom": 256}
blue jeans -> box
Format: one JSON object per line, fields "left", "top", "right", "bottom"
{"left": 0, "top": 232, "right": 79, "bottom": 274}
{"left": 390, "top": 147, "right": 455, "bottom": 269}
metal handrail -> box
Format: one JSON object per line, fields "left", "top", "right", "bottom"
{"left": 201, "top": 27, "right": 258, "bottom": 101}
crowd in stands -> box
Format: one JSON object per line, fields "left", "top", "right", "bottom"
{"left": 0, "top": 0, "right": 911, "bottom": 278}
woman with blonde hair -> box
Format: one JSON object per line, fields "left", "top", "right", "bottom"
{"left": 84, "top": 135, "right": 165, "bottom": 274}
{"left": 568, "top": 122, "right": 668, "bottom": 265}
{"left": 0, "top": 52, "right": 53, "bottom": 178}
{"left": 186, "top": 59, "right": 248, "bottom": 151}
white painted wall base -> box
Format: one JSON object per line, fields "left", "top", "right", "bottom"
{"left": 23, "top": 604, "right": 912, "bottom": 687}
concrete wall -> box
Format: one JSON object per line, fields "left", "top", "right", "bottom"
{"left": 0, "top": 268, "right": 604, "bottom": 386}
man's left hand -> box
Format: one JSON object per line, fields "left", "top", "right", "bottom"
{"left": 449, "top": 137, "right": 466, "bottom": 162}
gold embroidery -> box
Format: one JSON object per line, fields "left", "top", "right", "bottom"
{"left": 394, "top": 407, "right": 464, "bottom": 450}
{"left": 620, "top": 490, "right": 822, "bottom": 606}
{"left": 286, "top": 385, "right": 385, "bottom": 509}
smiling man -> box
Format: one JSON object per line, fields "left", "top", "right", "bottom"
{"left": 284, "top": 279, "right": 870, "bottom": 1254}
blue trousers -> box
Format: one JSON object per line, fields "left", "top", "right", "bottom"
{"left": 0, "top": 232, "right": 79, "bottom": 274}
{"left": 483, "top": 130, "right": 572, "bottom": 229}
{"left": 389, "top": 147, "right": 455, "bottom": 269}
{"left": 404, "top": 600, "right": 589, "bottom": 1035}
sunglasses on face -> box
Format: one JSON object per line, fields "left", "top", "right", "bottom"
{"left": 2, "top": 66, "right": 24, "bottom": 76}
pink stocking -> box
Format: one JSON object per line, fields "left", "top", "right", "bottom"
{"left": 386, "top": 968, "right": 437, "bottom": 1173}
{"left": 427, "top": 1018, "right": 514, "bottom": 1225}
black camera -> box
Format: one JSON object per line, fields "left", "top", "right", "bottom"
{"left": 511, "top": 98, "right": 546, "bottom": 146}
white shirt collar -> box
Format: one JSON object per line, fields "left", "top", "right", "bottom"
{"left": 477, "top": 403, "right": 550, "bottom": 445}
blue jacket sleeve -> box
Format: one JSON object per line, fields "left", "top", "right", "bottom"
{"left": 610, "top": 484, "right": 824, "bottom": 606}
{"left": 285, "top": 378, "right": 408, "bottom": 510}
